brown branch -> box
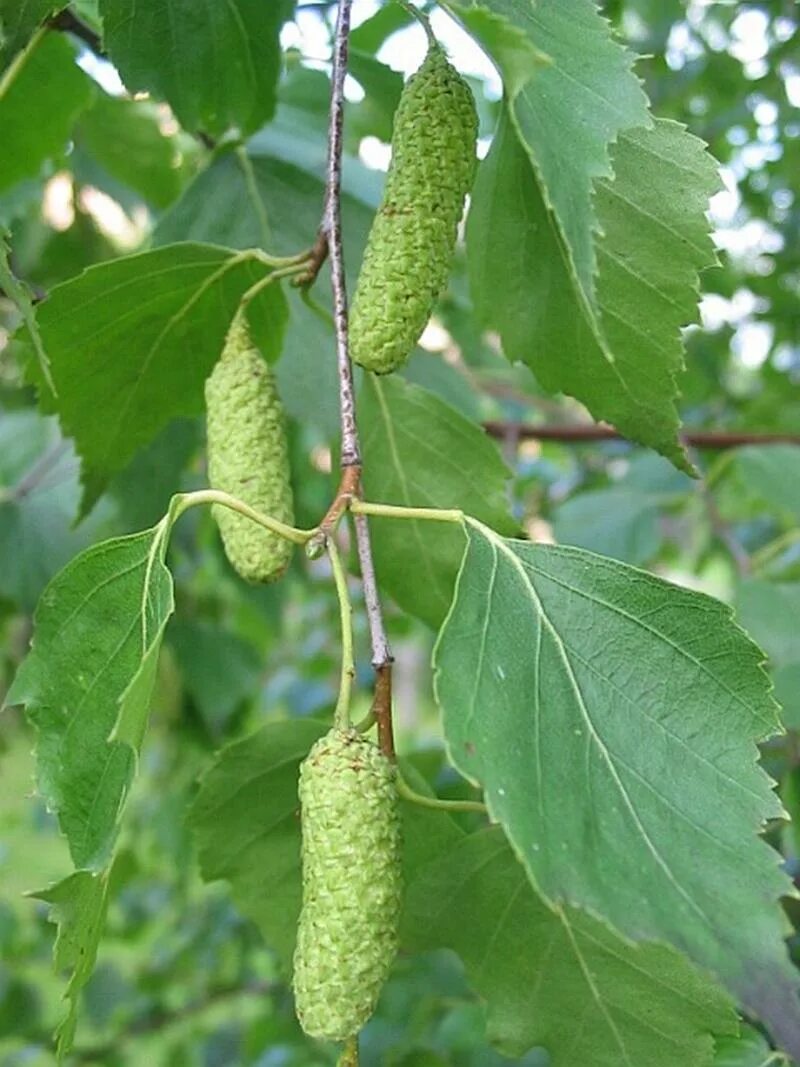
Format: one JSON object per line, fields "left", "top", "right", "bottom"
{"left": 324, "top": 0, "right": 394, "bottom": 758}
{"left": 481, "top": 421, "right": 800, "bottom": 449}
{"left": 48, "top": 8, "right": 103, "bottom": 54}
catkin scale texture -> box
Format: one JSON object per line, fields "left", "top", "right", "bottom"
{"left": 205, "top": 313, "right": 294, "bottom": 583}
{"left": 349, "top": 46, "right": 478, "bottom": 374}
{"left": 293, "top": 728, "right": 403, "bottom": 1041}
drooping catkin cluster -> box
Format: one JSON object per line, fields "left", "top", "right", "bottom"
{"left": 204, "top": 312, "right": 294, "bottom": 583}
{"left": 293, "top": 728, "right": 403, "bottom": 1042}
{"left": 349, "top": 45, "right": 478, "bottom": 375}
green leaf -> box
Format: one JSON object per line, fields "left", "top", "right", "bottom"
{"left": 0, "top": 0, "right": 56, "bottom": 69}
{"left": 154, "top": 144, "right": 375, "bottom": 438}
{"left": 735, "top": 579, "right": 800, "bottom": 669}
{"left": 189, "top": 718, "right": 327, "bottom": 968}
{"left": 31, "top": 852, "right": 131, "bottom": 1058}
{"left": 190, "top": 719, "right": 462, "bottom": 970}
{"left": 109, "top": 418, "right": 201, "bottom": 531}
{"left": 0, "top": 411, "right": 113, "bottom": 611}
{"left": 359, "top": 376, "right": 517, "bottom": 629}
{"left": 28, "top": 242, "right": 288, "bottom": 512}
{"left": 468, "top": 109, "right": 720, "bottom": 470}
{"left": 98, "top": 0, "right": 292, "bottom": 138}
{"left": 8, "top": 528, "right": 174, "bottom": 868}
{"left": 0, "top": 31, "right": 94, "bottom": 192}
{"left": 735, "top": 445, "right": 800, "bottom": 521}
{"left": 449, "top": 0, "right": 649, "bottom": 304}
{"left": 76, "top": 92, "right": 188, "bottom": 209}
{"left": 713, "top": 1026, "right": 775, "bottom": 1067}
{"left": 434, "top": 522, "right": 800, "bottom": 1056}
{"left": 0, "top": 228, "right": 53, "bottom": 391}
{"left": 404, "top": 827, "right": 737, "bottom": 1063}
{"left": 552, "top": 487, "right": 662, "bottom": 565}
{"left": 168, "top": 619, "right": 262, "bottom": 736}
{"left": 347, "top": 50, "right": 404, "bottom": 145}
{"left": 32, "top": 869, "right": 112, "bottom": 1056}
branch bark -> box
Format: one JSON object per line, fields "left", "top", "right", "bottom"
{"left": 481, "top": 420, "right": 800, "bottom": 449}
{"left": 324, "top": 0, "right": 394, "bottom": 756}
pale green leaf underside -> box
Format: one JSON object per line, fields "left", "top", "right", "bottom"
{"left": 713, "top": 1026, "right": 779, "bottom": 1067}
{"left": 448, "top": 0, "right": 650, "bottom": 305}
{"left": 32, "top": 864, "right": 116, "bottom": 1058}
{"left": 469, "top": 110, "right": 720, "bottom": 470}
{"left": 360, "top": 375, "right": 517, "bottom": 629}
{"left": 435, "top": 523, "right": 800, "bottom": 1055}
{"left": 28, "top": 242, "right": 287, "bottom": 512}
{"left": 404, "top": 827, "right": 737, "bottom": 1064}
{"left": 8, "top": 528, "right": 174, "bottom": 869}
{"left": 735, "top": 444, "right": 800, "bottom": 521}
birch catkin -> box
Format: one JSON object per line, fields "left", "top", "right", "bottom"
{"left": 204, "top": 312, "right": 294, "bottom": 583}
{"left": 293, "top": 728, "right": 403, "bottom": 1041}
{"left": 349, "top": 45, "right": 478, "bottom": 375}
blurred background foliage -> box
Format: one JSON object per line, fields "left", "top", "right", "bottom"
{"left": 0, "top": 0, "right": 798, "bottom": 1063}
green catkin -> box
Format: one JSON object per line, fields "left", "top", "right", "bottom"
{"left": 349, "top": 45, "right": 478, "bottom": 375}
{"left": 293, "top": 728, "right": 403, "bottom": 1042}
{"left": 204, "top": 312, "right": 294, "bottom": 583}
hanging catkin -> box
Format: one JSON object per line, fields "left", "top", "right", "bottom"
{"left": 293, "top": 728, "right": 403, "bottom": 1041}
{"left": 205, "top": 312, "right": 294, "bottom": 583}
{"left": 349, "top": 46, "right": 478, "bottom": 375}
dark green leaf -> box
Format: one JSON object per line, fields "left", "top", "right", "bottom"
{"left": 0, "top": 31, "right": 94, "bottom": 192}
{"left": 360, "top": 376, "right": 517, "bottom": 628}
{"left": 28, "top": 242, "right": 287, "bottom": 512}
{"left": 0, "top": 411, "right": 114, "bottom": 611}
{"left": 404, "top": 827, "right": 737, "bottom": 1063}
{"left": 76, "top": 92, "right": 189, "bottom": 209}
{"left": 99, "top": 0, "right": 292, "bottom": 138}
{"left": 8, "top": 528, "right": 174, "bottom": 868}
{"left": 434, "top": 522, "right": 799, "bottom": 1055}
{"left": 168, "top": 619, "right": 262, "bottom": 736}
{"left": 109, "top": 418, "right": 201, "bottom": 531}
{"left": 154, "top": 143, "right": 375, "bottom": 437}
{"left": 0, "top": 0, "right": 56, "bottom": 69}
{"left": 0, "top": 228, "right": 52, "bottom": 390}
{"left": 190, "top": 720, "right": 462, "bottom": 970}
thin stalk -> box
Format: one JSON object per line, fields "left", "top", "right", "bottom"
{"left": 396, "top": 773, "right": 488, "bottom": 815}
{"left": 751, "top": 529, "right": 800, "bottom": 574}
{"left": 395, "top": 0, "right": 437, "bottom": 44}
{"left": 328, "top": 535, "right": 356, "bottom": 730}
{"left": 169, "top": 489, "right": 317, "bottom": 544}
{"left": 325, "top": 0, "right": 359, "bottom": 468}
{"left": 350, "top": 500, "right": 464, "bottom": 524}
{"left": 240, "top": 262, "right": 312, "bottom": 309}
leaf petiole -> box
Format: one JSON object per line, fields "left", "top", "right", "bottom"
{"left": 167, "top": 489, "right": 318, "bottom": 544}
{"left": 396, "top": 773, "right": 488, "bottom": 815}
{"left": 350, "top": 500, "right": 464, "bottom": 524}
